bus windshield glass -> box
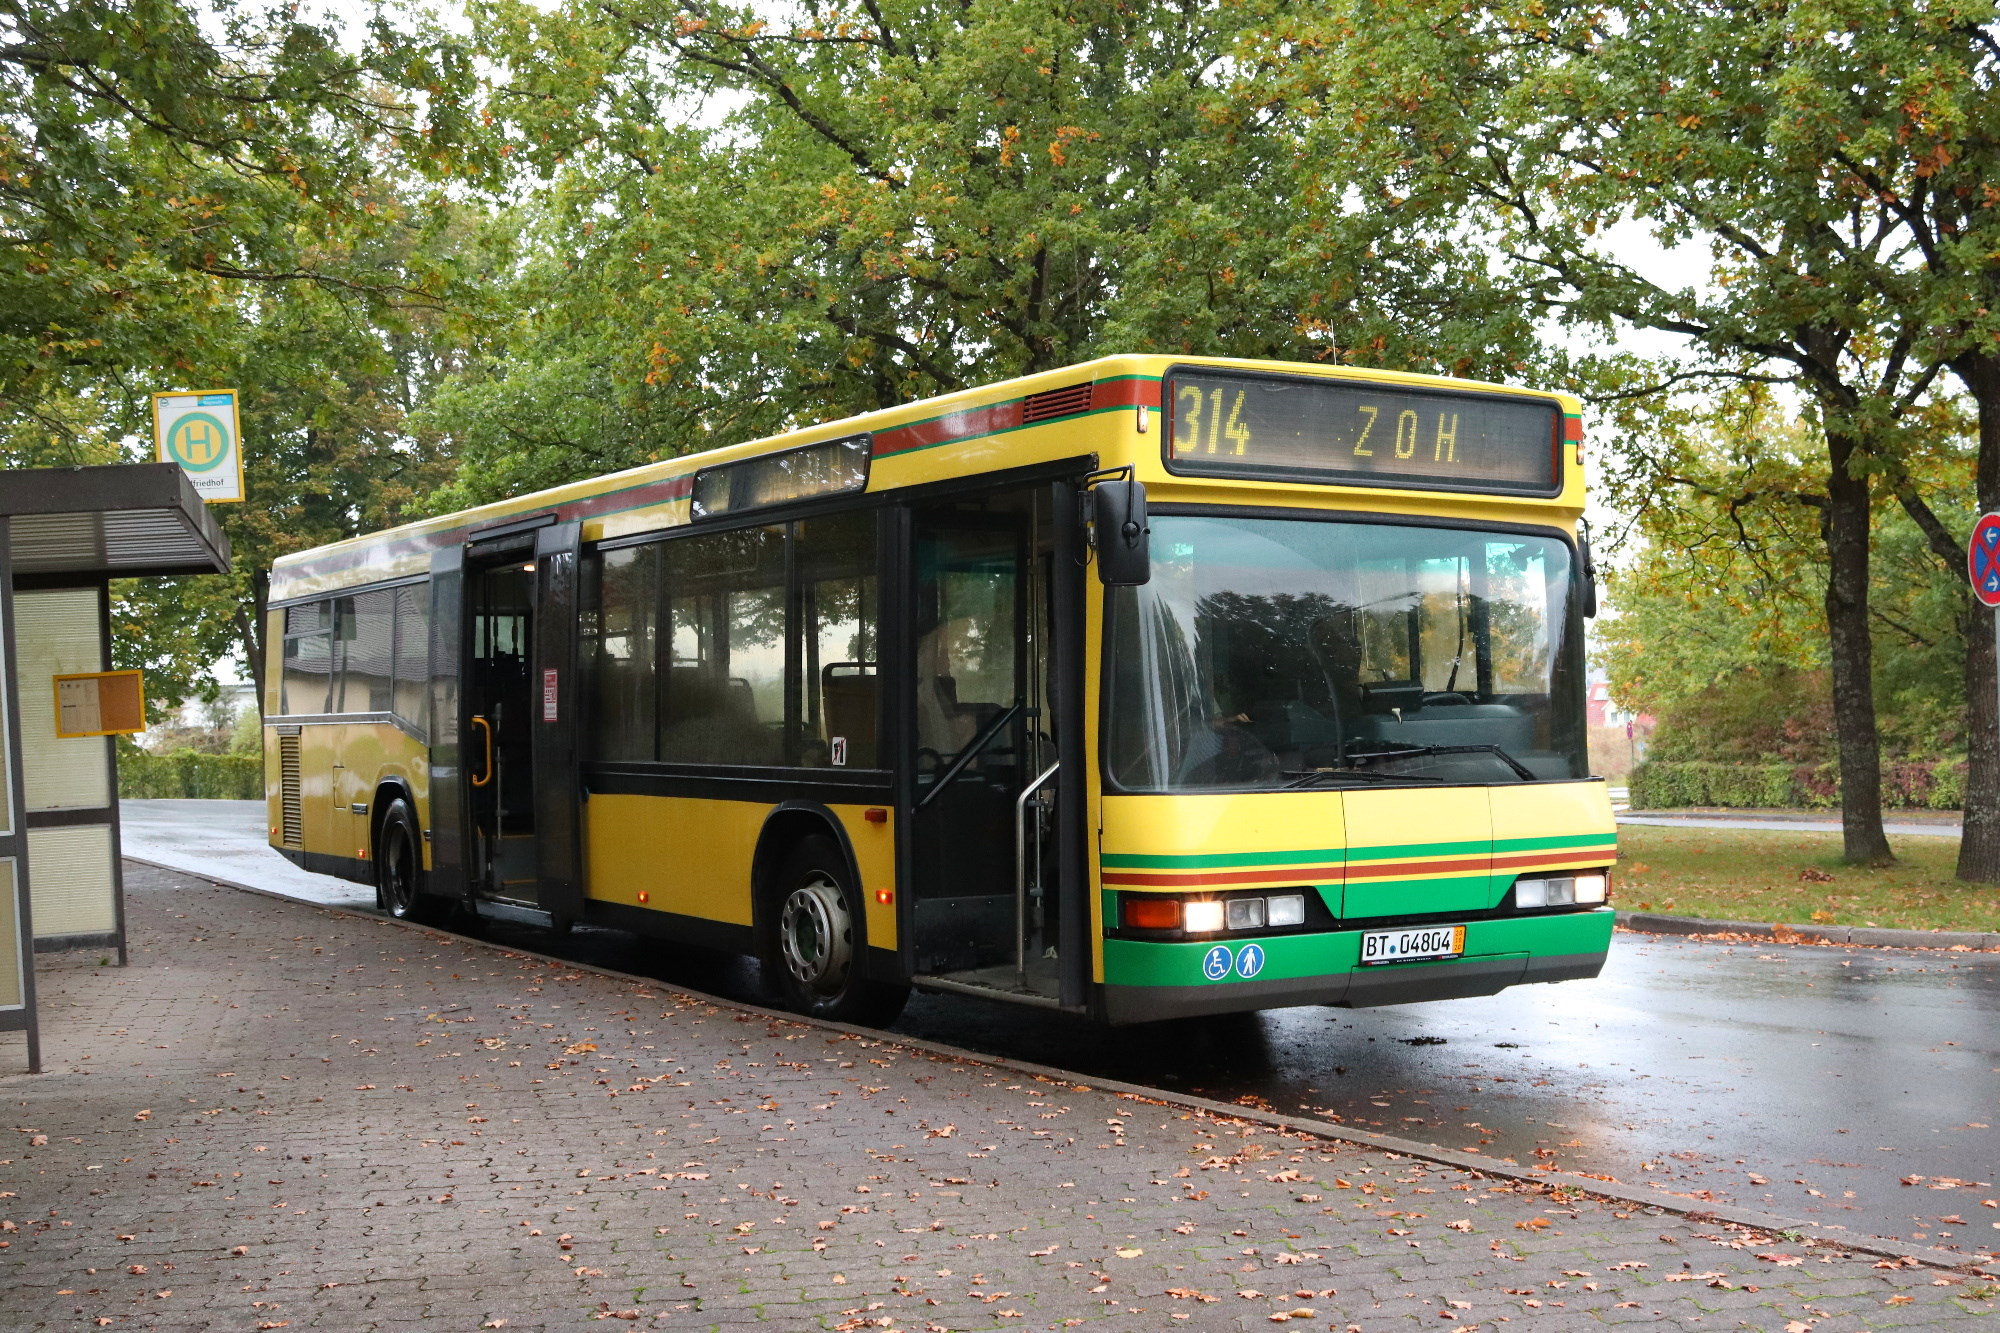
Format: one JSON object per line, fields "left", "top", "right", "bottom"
{"left": 1106, "top": 515, "right": 1586, "bottom": 790}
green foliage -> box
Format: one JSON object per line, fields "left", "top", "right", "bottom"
{"left": 118, "top": 747, "right": 262, "bottom": 800}
{"left": 1630, "top": 759, "right": 1967, "bottom": 811}
{"left": 422, "top": 0, "right": 1566, "bottom": 505}
{"left": 1597, "top": 395, "right": 1973, "bottom": 769}
{"left": 1630, "top": 762, "right": 1797, "bottom": 810}
{"left": 0, "top": 0, "right": 484, "bottom": 716}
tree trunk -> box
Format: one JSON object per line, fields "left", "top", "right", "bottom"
{"left": 238, "top": 568, "right": 270, "bottom": 723}
{"left": 1822, "top": 429, "right": 1894, "bottom": 865}
{"left": 1952, "top": 349, "right": 2000, "bottom": 882}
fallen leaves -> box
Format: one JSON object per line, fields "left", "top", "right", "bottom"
{"left": 1755, "top": 1253, "right": 1804, "bottom": 1266}
{"left": 132, "top": 1110, "right": 151, "bottom": 1122}
{"left": 1114, "top": 1247, "right": 1142, "bottom": 1258}
{"left": 1445, "top": 1220, "right": 1474, "bottom": 1232}
{"left": 1165, "top": 1287, "right": 1218, "bottom": 1303}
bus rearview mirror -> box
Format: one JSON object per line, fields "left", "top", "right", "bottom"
{"left": 1092, "top": 479, "right": 1150, "bottom": 586}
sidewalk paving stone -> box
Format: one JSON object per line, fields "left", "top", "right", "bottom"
{"left": 0, "top": 864, "right": 1990, "bottom": 1330}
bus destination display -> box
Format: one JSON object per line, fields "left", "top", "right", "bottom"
{"left": 1164, "top": 370, "right": 1562, "bottom": 495}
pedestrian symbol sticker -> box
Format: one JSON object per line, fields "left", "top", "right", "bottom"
{"left": 1202, "top": 945, "right": 1232, "bottom": 981}
{"left": 1234, "top": 943, "right": 1266, "bottom": 979}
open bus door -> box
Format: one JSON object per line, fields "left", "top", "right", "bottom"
{"left": 428, "top": 518, "right": 585, "bottom": 929}
{"left": 904, "top": 476, "right": 1089, "bottom": 1010}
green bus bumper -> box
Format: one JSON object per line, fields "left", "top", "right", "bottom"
{"left": 1098, "top": 909, "right": 1614, "bottom": 1025}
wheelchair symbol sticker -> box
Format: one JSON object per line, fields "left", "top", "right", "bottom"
{"left": 1202, "top": 945, "right": 1232, "bottom": 981}
{"left": 1234, "top": 943, "right": 1266, "bottom": 979}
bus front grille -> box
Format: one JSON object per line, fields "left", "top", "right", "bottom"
{"left": 278, "top": 733, "right": 303, "bottom": 847}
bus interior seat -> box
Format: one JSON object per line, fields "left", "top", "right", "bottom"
{"left": 821, "top": 663, "right": 878, "bottom": 764}
{"left": 661, "top": 667, "right": 782, "bottom": 765}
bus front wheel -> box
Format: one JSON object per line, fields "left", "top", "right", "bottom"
{"left": 377, "top": 798, "right": 445, "bottom": 925}
{"left": 769, "top": 835, "right": 907, "bottom": 1027}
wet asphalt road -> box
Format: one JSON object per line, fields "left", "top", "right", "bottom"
{"left": 122, "top": 801, "right": 2000, "bottom": 1255}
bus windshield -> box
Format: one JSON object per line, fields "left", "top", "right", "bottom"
{"left": 1105, "top": 515, "right": 1587, "bottom": 791}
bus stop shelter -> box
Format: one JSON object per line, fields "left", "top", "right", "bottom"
{"left": 0, "top": 463, "right": 232, "bottom": 1072}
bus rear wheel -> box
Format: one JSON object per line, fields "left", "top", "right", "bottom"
{"left": 376, "top": 797, "right": 445, "bottom": 925}
{"left": 769, "top": 835, "right": 907, "bottom": 1027}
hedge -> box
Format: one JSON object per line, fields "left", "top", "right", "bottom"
{"left": 1629, "top": 758, "right": 1966, "bottom": 812}
{"left": 118, "top": 750, "right": 263, "bottom": 800}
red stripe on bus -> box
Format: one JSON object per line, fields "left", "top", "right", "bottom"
{"left": 1341, "top": 856, "right": 1488, "bottom": 881}
{"left": 874, "top": 400, "right": 1025, "bottom": 457}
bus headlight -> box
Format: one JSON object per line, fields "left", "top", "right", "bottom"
{"left": 1182, "top": 899, "right": 1226, "bottom": 934}
{"left": 1225, "top": 897, "right": 1265, "bottom": 930}
{"left": 1514, "top": 876, "right": 1570, "bottom": 908}
{"left": 1266, "top": 893, "right": 1307, "bottom": 927}
{"left": 1515, "top": 873, "right": 1609, "bottom": 908}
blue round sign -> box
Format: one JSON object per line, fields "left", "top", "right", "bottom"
{"left": 1202, "top": 945, "right": 1232, "bottom": 982}
{"left": 1971, "top": 513, "right": 2000, "bottom": 608}
{"left": 1234, "top": 943, "right": 1266, "bottom": 979}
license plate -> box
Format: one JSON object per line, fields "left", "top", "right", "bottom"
{"left": 1359, "top": 924, "right": 1466, "bottom": 965}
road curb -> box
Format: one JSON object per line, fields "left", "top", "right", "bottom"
{"left": 123, "top": 855, "right": 1996, "bottom": 1278}
{"left": 1617, "top": 910, "right": 2000, "bottom": 952}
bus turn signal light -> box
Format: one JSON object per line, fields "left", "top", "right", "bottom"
{"left": 863, "top": 808, "right": 888, "bottom": 823}
{"left": 875, "top": 888, "right": 893, "bottom": 905}
{"left": 1122, "top": 897, "right": 1181, "bottom": 930}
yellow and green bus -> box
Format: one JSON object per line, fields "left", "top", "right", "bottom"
{"left": 264, "top": 354, "right": 1616, "bottom": 1025}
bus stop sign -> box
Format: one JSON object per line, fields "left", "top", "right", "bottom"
{"left": 1972, "top": 513, "right": 2000, "bottom": 607}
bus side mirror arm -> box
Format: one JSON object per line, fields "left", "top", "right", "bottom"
{"left": 1578, "top": 520, "right": 1600, "bottom": 619}
{"left": 1083, "top": 472, "right": 1150, "bottom": 587}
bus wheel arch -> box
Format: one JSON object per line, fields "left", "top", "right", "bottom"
{"left": 753, "top": 804, "right": 907, "bottom": 1026}
{"left": 372, "top": 782, "right": 443, "bottom": 925}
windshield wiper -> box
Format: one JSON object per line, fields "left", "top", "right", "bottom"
{"left": 1342, "top": 743, "right": 1539, "bottom": 782}
{"left": 1281, "top": 767, "right": 1442, "bottom": 789}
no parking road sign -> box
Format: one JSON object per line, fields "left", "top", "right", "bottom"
{"left": 1972, "top": 513, "right": 2000, "bottom": 607}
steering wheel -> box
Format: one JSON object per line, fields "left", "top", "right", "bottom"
{"left": 1424, "top": 692, "right": 1472, "bottom": 706}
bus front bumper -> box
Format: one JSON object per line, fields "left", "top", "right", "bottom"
{"left": 1098, "top": 908, "right": 1613, "bottom": 1025}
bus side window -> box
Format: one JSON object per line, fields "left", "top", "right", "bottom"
{"left": 281, "top": 601, "right": 333, "bottom": 715}
{"left": 587, "top": 545, "right": 660, "bottom": 763}
{"left": 796, "top": 511, "right": 878, "bottom": 768}
{"left": 392, "top": 583, "right": 429, "bottom": 731}
{"left": 660, "top": 526, "right": 785, "bottom": 766}
{"left": 337, "top": 589, "right": 395, "bottom": 714}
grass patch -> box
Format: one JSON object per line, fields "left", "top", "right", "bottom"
{"left": 1616, "top": 825, "right": 2000, "bottom": 934}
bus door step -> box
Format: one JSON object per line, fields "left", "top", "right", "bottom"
{"left": 473, "top": 899, "right": 556, "bottom": 929}
{"left": 911, "top": 972, "right": 1066, "bottom": 1010}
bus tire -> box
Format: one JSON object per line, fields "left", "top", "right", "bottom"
{"left": 768, "top": 834, "right": 908, "bottom": 1027}
{"left": 376, "top": 798, "right": 445, "bottom": 926}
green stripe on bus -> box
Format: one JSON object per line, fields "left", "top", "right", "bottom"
{"left": 1100, "top": 832, "right": 1614, "bottom": 871}
{"left": 1099, "top": 848, "right": 1347, "bottom": 870}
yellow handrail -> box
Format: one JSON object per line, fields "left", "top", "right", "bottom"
{"left": 471, "top": 715, "right": 494, "bottom": 787}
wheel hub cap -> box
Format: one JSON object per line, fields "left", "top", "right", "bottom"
{"left": 779, "top": 875, "right": 852, "bottom": 995}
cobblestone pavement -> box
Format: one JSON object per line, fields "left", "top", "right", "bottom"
{"left": 0, "top": 866, "right": 1992, "bottom": 1332}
